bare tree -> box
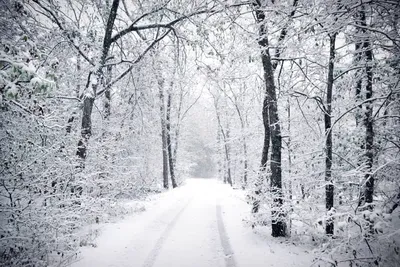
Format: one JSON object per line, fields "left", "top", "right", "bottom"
{"left": 252, "top": 0, "right": 298, "bottom": 237}
{"left": 325, "top": 32, "right": 336, "bottom": 236}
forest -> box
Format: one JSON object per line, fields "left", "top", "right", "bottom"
{"left": 0, "top": 0, "right": 399, "bottom": 266}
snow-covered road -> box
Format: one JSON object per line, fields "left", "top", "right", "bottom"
{"left": 70, "top": 179, "right": 312, "bottom": 267}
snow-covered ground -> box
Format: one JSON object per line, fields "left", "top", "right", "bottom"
{"left": 69, "top": 178, "right": 313, "bottom": 267}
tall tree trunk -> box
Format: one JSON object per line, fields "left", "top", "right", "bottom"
{"left": 354, "top": 6, "right": 369, "bottom": 127}
{"left": 166, "top": 88, "right": 177, "bottom": 188}
{"left": 325, "top": 33, "right": 336, "bottom": 236}
{"left": 76, "top": 54, "right": 81, "bottom": 98}
{"left": 269, "top": 77, "right": 285, "bottom": 237}
{"left": 254, "top": 4, "right": 286, "bottom": 237}
{"left": 251, "top": 0, "right": 297, "bottom": 219}
{"left": 76, "top": 93, "right": 95, "bottom": 161}
{"left": 363, "top": 28, "right": 374, "bottom": 208}
{"left": 353, "top": 6, "right": 375, "bottom": 233}
{"left": 158, "top": 79, "right": 169, "bottom": 189}
{"left": 76, "top": 0, "right": 120, "bottom": 162}
{"left": 354, "top": 40, "right": 363, "bottom": 127}
{"left": 101, "top": 65, "right": 113, "bottom": 167}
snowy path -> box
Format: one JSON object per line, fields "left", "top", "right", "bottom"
{"left": 70, "top": 179, "right": 312, "bottom": 267}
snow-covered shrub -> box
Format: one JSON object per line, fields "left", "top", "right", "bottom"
{"left": 0, "top": 2, "right": 163, "bottom": 265}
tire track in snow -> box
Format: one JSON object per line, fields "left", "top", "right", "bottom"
{"left": 216, "top": 204, "right": 237, "bottom": 267}
{"left": 142, "top": 198, "right": 192, "bottom": 267}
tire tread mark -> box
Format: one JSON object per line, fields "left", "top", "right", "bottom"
{"left": 216, "top": 204, "right": 237, "bottom": 267}
{"left": 142, "top": 198, "right": 192, "bottom": 267}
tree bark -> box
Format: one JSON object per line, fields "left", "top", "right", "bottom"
{"left": 354, "top": 6, "right": 375, "bottom": 214}
{"left": 325, "top": 33, "right": 336, "bottom": 236}
{"left": 252, "top": 0, "right": 297, "bottom": 218}
{"left": 354, "top": 40, "right": 363, "bottom": 126}
{"left": 166, "top": 88, "right": 177, "bottom": 188}
{"left": 254, "top": 3, "right": 286, "bottom": 237}
{"left": 261, "top": 97, "right": 271, "bottom": 170}
{"left": 77, "top": 95, "right": 95, "bottom": 160}
{"left": 363, "top": 30, "right": 374, "bottom": 207}
{"left": 76, "top": 0, "right": 120, "bottom": 161}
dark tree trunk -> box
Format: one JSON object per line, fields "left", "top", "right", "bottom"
{"left": 354, "top": 41, "right": 363, "bottom": 126}
{"left": 77, "top": 95, "right": 95, "bottom": 160}
{"left": 166, "top": 90, "right": 177, "bottom": 188}
{"left": 363, "top": 33, "right": 374, "bottom": 207}
{"left": 261, "top": 98, "right": 270, "bottom": 169}
{"left": 325, "top": 33, "right": 336, "bottom": 236}
{"left": 252, "top": 0, "right": 297, "bottom": 217}
{"left": 354, "top": 7, "right": 375, "bottom": 214}
{"left": 269, "top": 70, "right": 285, "bottom": 237}
{"left": 254, "top": 4, "right": 286, "bottom": 237}
{"left": 76, "top": 0, "right": 120, "bottom": 162}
